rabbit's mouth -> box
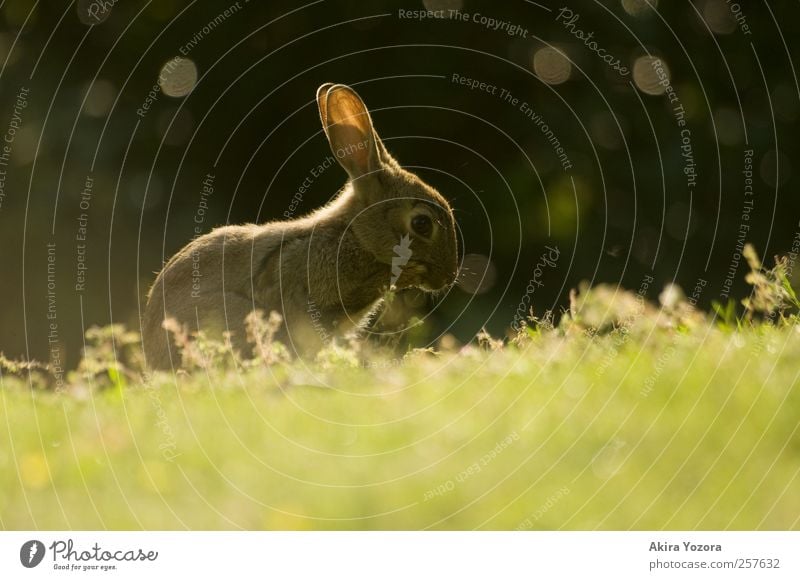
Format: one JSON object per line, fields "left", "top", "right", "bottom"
{"left": 391, "top": 259, "right": 456, "bottom": 292}
{"left": 418, "top": 262, "right": 458, "bottom": 292}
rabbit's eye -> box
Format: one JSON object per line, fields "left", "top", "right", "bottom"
{"left": 411, "top": 214, "right": 433, "bottom": 237}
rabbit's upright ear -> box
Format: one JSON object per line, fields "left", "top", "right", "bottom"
{"left": 319, "top": 84, "right": 383, "bottom": 181}
{"left": 316, "top": 82, "right": 336, "bottom": 136}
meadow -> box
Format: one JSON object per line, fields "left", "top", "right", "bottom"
{"left": 1, "top": 248, "right": 798, "bottom": 530}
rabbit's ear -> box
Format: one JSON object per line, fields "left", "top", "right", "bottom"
{"left": 322, "top": 84, "right": 382, "bottom": 180}
{"left": 316, "top": 83, "right": 336, "bottom": 136}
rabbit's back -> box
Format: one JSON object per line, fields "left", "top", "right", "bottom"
{"left": 142, "top": 222, "right": 284, "bottom": 368}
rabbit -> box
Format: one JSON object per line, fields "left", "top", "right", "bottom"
{"left": 142, "top": 83, "right": 459, "bottom": 369}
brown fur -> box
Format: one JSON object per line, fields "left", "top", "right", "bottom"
{"left": 142, "top": 84, "right": 458, "bottom": 368}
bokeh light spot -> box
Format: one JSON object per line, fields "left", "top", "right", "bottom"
{"left": 76, "top": 0, "right": 113, "bottom": 25}
{"left": 4, "top": 0, "right": 37, "bottom": 28}
{"left": 590, "top": 112, "right": 625, "bottom": 150}
{"left": 10, "top": 123, "right": 38, "bottom": 166}
{"left": 702, "top": 0, "right": 737, "bottom": 35}
{"left": 0, "top": 33, "right": 22, "bottom": 65}
{"left": 82, "top": 79, "right": 116, "bottom": 118}
{"left": 633, "top": 55, "right": 668, "bottom": 96}
{"left": 458, "top": 254, "right": 497, "bottom": 295}
{"left": 533, "top": 47, "right": 572, "bottom": 85}
{"left": 713, "top": 107, "right": 744, "bottom": 146}
{"left": 158, "top": 57, "right": 198, "bottom": 98}
{"left": 622, "top": 0, "right": 658, "bottom": 18}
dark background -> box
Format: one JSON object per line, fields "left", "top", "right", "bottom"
{"left": 0, "top": 0, "right": 797, "bottom": 368}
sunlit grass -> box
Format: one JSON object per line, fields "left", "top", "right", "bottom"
{"left": 2, "top": 246, "right": 798, "bottom": 530}
{"left": 2, "top": 319, "right": 798, "bottom": 530}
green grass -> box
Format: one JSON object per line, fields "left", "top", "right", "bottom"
{"left": 2, "top": 318, "right": 799, "bottom": 530}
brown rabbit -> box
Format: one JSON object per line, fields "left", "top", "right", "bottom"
{"left": 142, "top": 83, "right": 459, "bottom": 369}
